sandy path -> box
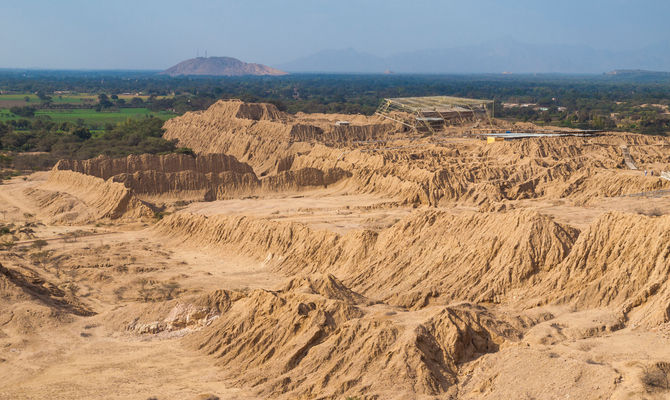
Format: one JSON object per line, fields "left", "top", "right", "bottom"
{"left": 0, "top": 320, "right": 257, "bottom": 400}
{"left": 182, "top": 189, "right": 413, "bottom": 233}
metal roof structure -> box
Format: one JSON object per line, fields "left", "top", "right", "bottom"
{"left": 482, "top": 132, "right": 598, "bottom": 139}
{"left": 382, "top": 96, "right": 493, "bottom": 112}
{"left": 375, "top": 96, "right": 495, "bottom": 135}
{"left": 474, "top": 129, "right": 602, "bottom": 139}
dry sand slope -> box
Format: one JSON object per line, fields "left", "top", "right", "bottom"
{"left": 2, "top": 100, "right": 670, "bottom": 399}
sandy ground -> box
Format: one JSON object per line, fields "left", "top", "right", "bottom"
{"left": 182, "top": 183, "right": 414, "bottom": 233}
{"left": 2, "top": 119, "right": 670, "bottom": 399}
{"left": 0, "top": 175, "right": 285, "bottom": 400}
{"left": 516, "top": 194, "right": 670, "bottom": 230}
{"left": 1, "top": 321, "right": 257, "bottom": 400}
{"left": 3, "top": 170, "right": 670, "bottom": 399}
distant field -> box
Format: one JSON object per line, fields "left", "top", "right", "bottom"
{"left": 0, "top": 93, "right": 172, "bottom": 107}
{"left": 0, "top": 107, "right": 177, "bottom": 126}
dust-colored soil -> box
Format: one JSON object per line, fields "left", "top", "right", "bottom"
{"left": 2, "top": 100, "right": 670, "bottom": 399}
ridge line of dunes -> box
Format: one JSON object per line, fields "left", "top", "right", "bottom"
{"left": 290, "top": 142, "right": 670, "bottom": 206}
{"left": 162, "top": 100, "right": 397, "bottom": 176}
{"left": 174, "top": 274, "right": 520, "bottom": 399}
{"left": 1, "top": 263, "right": 95, "bottom": 319}
{"left": 25, "top": 170, "right": 153, "bottom": 224}
{"left": 154, "top": 209, "right": 670, "bottom": 324}
{"left": 54, "top": 153, "right": 255, "bottom": 179}
{"left": 54, "top": 153, "right": 260, "bottom": 200}
{"left": 530, "top": 211, "right": 670, "bottom": 326}
{"left": 162, "top": 100, "right": 670, "bottom": 206}
{"left": 105, "top": 274, "right": 524, "bottom": 399}
{"left": 53, "top": 153, "right": 353, "bottom": 201}
{"left": 153, "top": 209, "right": 579, "bottom": 307}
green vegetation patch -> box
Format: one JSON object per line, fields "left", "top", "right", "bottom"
{"left": 34, "top": 108, "right": 175, "bottom": 124}
{"left": 0, "top": 93, "right": 172, "bottom": 107}
{"left": 0, "top": 108, "right": 175, "bottom": 126}
{"left": 0, "top": 117, "right": 182, "bottom": 168}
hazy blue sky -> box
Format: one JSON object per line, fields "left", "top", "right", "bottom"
{"left": 1, "top": 0, "right": 668, "bottom": 69}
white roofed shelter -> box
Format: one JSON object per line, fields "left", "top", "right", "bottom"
{"left": 375, "top": 96, "right": 494, "bottom": 134}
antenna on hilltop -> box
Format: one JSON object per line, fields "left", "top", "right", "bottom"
{"left": 197, "top": 48, "right": 199, "bottom": 58}
{"left": 205, "top": 50, "right": 208, "bottom": 58}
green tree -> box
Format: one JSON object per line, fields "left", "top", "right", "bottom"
{"left": 72, "top": 127, "right": 92, "bottom": 140}
{"left": 9, "top": 106, "right": 36, "bottom": 118}
{"left": 36, "top": 91, "right": 51, "bottom": 101}
{"left": 97, "top": 93, "right": 113, "bottom": 109}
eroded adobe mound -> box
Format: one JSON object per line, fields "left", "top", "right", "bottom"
{"left": 288, "top": 136, "right": 670, "bottom": 206}
{"left": 0, "top": 263, "right": 94, "bottom": 336}
{"left": 160, "top": 100, "right": 670, "bottom": 207}
{"left": 54, "top": 153, "right": 259, "bottom": 201}
{"left": 532, "top": 212, "right": 670, "bottom": 326}
{"left": 153, "top": 210, "right": 579, "bottom": 307}
{"left": 51, "top": 153, "right": 353, "bottom": 203}
{"left": 181, "top": 275, "right": 519, "bottom": 399}
{"left": 163, "top": 100, "right": 397, "bottom": 175}
{"left": 25, "top": 170, "right": 154, "bottom": 224}
{"left": 54, "top": 153, "right": 255, "bottom": 180}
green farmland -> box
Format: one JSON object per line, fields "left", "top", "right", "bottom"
{"left": 0, "top": 93, "right": 93, "bottom": 104}
{"left": 0, "top": 93, "right": 171, "bottom": 107}
{"left": 0, "top": 108, "right": 176, "bottom": 127}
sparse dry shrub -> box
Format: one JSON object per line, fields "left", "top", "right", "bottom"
{"left": 161, "top": 282, "right": 181, "bottom": 300}
{"left": 113, "top": 286, "right": 127, "bottom": 301}
{"left": 196, "top": 395, "right": 219, "bottom": 400}
{"left": 29, "top": 250, "right": 53, "bottom": 265}
{"left": 65, "top": 283, "right": 80, "bottom": 296}
{"left": 648, "top": 208, "right": 665, "bottom": 217}
{"left": 134, "top": 278, "right": 182, "bottom": 302}
{"left": 138, "top": 287, "right": 152, "bottom": 302}
{"left": 641, "top": 362, "right": 670, "bottom": 392}
{"left": 635, "top": 207, "right": 666, "bottom": 217}
{"left": 31, "top": 239, "right": 48, "bottom": 250}
{"left": 0, "top": 224, "right": 11, "bottom": 235}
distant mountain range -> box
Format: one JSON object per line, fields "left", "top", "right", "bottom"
{"left": 277, "top": 40, "right": 670, "bottom": 74}
{"left": 162, "top": 56, "right": 287, "bottom": 77}
{"left": 606, "top": 69, "right": 670, "bottom": 76}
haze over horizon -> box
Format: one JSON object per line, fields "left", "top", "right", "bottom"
{"left": 2, "top": 0, "right": 669, "bottom": 72}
